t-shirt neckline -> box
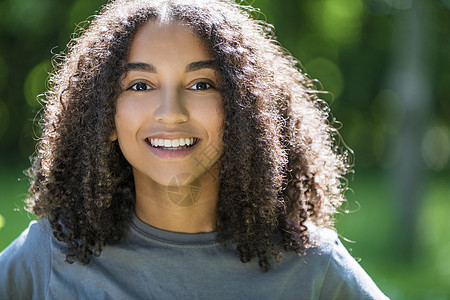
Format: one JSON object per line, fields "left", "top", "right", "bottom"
{"left": 130, "top": 213, "right": 218, "bottom": 246}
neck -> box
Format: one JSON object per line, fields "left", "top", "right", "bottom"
{"left": 134, "top": 169, "right": 220, "bottom": 233}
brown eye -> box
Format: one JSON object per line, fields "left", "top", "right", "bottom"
{"left": 129, "top": 82, "right": 152, "bottom": 91}
{"left": 189, "top": 82, "right": 213, "bottom": 91}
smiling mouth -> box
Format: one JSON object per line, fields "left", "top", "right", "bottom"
{"left": 146, "top": 137, "right": 199, "bottom": 150}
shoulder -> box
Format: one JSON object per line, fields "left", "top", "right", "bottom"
{"left": 305, "top": 223, "right": 389, "bottom": 300}
{"left": 0, "top": 219, "right": 53, "bottom": 299}
{"left": 307, "top": 222, "right": 342, "bottom": 253}
{"left": 1, "top": 218, "right": 52, "bottom": 259}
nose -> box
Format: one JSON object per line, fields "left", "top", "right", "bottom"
{"left": 153, "top": 86, "right": 189, "bottom": 124}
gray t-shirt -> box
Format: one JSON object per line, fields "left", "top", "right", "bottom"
{"left": 0, "top": 215, "right": 388, "bottom": 299}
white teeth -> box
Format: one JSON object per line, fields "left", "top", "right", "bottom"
{"left": 149, "top": 137, "right": 197, "bottom": 148}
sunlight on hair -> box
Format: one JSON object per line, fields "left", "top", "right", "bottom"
{"left": 304, "top": 57, "right": 343, "bottom": 100}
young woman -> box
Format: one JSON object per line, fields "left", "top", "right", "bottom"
{"left": 0, "top": 0, "right": 388, "bottom": 299}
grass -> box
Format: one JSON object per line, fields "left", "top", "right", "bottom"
{"left": 1, "top": 162, "right": 449, "bottom": 299}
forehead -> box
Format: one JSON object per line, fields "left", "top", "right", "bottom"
{"left": 128, "top": 22, "right": 212, "bottom": 63}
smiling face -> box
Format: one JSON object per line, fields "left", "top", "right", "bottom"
{"left": 114, "top": 22, "right": 223, "bottom": 189}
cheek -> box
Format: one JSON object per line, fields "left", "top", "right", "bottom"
{"left": 191, "top": 96, "right": 223, "bottom": 126}
{"left": 201, "top": 100, "right": 224, "bottom": 153}
{"left": 212, "top": 101, "right": 225, "bottom": 140}
{"left": 114, "top": 98, "right": 143, "bottom": 136}
{"left": 114, "top": 107, "right": 143, "bottom": 169}
{"left": 114, "top": 108, "right": 130, "bottom": 135}
{"left": 113, "top": 100, "right": 145, "bottom": 159}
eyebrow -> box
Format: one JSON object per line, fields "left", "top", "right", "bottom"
{"left": 185, "top": 60, "right": 217, "bottom": 72}
{"left": 125, "top": 62, "right": 157, "bottom": 73}
{"left": 124, "top": 60, "right": 217, "bottom": 74}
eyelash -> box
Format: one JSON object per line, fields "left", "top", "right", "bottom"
{"left": 128, "top": 82, "right": 152, "bottom": 91}
{"left": 189, "top": 81, "right": 215, "bottom": 91}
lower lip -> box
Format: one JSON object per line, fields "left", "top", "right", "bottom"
{"left": 144, "top": 139, "right": 200, "bottom": 159}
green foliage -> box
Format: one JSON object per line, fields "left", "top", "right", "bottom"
{"left": 24, "top": 60, "right": 52, "bottom": 108}
{"left": 0, "top": 0, "right": 449, "bottom": 168}
{"left": 252, "top": 0, "right": 450, "bottom": 170}
{"left": 0, "top": 214, "right": 4, "bottom": 231}
{"left": 336, "top": 169, "right": 450, "bottom": 299}
{"left": 0, "top": 164, "right": 34, "bottom": 251}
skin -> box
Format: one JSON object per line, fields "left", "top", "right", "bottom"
{"left": 113, "top": 22, "right": 224, "bottom": 233}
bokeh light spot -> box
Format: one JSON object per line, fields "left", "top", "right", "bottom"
{"left": 421, "top": 124, "right": 450, "bottom": 171}
{"left": 0, "top": 214, "right": 5, "bottom": 230}
{"left": 24, "top": 60, "right": 51, "bottom": 108}
{"left": 310, "top": 0, "right": 364, "bottom": 46}
{"left": 296, "top": 34, "right": 339, "bottom": 63}
{"left": 304, "top": 57, "right": 344, "bottom": 99}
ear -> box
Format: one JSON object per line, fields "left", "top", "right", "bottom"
{"left": 109, "top": 130, "right": 118, "bottom": 141}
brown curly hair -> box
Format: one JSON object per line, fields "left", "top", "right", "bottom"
{"left": 26, "top": 0, "right": 351, "bottom": 272}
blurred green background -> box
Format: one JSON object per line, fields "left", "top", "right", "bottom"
{"left": 0, "top": 0, "right": 449, "bottom": 298}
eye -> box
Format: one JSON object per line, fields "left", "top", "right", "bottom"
{"left": 189, "top": 81, "right": 214, "bottom": 91}
{"left": 128, "top": 82, "right": 152, "bottom": 91}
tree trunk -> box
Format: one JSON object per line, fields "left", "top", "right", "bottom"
{"left": 386, "top": 0, "right": 433, "bottom": 260}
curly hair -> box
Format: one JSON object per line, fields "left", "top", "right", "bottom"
{"left": 26, "top": 0, "right": 351, "bottom": 272}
